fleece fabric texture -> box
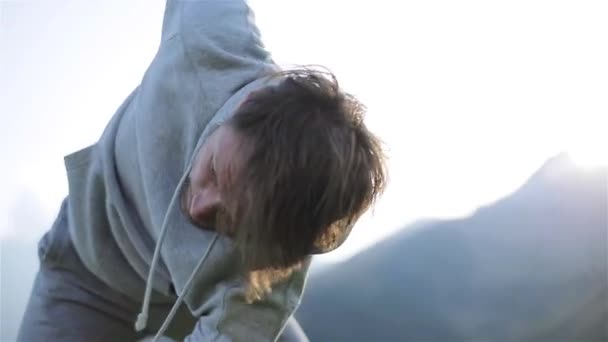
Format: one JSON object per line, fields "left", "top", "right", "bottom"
{"left": 63, "top": 1, "right": 309, "bottom": 340}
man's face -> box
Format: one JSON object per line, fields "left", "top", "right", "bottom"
{"left": 181, "top": 125, "right": 247, "bottom": 235}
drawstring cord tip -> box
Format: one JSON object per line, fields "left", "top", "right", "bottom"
{"left": 135, "top": 312, "right": 148, "bottom": 332}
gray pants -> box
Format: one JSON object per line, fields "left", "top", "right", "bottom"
{"left": 17, "top": 202, "right": 308, "bottom": 342}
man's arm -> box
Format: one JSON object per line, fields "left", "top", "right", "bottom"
{"left": 176, "top": 0, "right": 273, "bottom": 71}
{"left": 149, "top": 0, "right": 275, "bottom": 131}
{"left": 184, "top": 261, "right": 310, "bottom": 341}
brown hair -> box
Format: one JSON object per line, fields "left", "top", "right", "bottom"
{"left": 224, "top": 67, "right": 387, "bottom": 302}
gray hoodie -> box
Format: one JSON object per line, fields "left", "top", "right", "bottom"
{"left": 63, "top": 0, "right": 308, "bottom": 340}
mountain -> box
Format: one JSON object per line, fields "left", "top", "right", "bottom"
{"left": 296, "top": 154, "right": 607, "bottom": 341}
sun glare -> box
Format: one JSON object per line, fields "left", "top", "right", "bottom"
{"left": 567, "top": 142, "right": 608, "bottom": 170}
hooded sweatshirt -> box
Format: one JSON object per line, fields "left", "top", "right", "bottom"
{"left": 63, "top": 0, "right": 308, "bottom": 340}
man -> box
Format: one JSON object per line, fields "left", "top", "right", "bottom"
{"left": 18, "top": 0, "right": 387, "bottom": 341}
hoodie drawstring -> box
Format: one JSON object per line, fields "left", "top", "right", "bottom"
{"left": 153, "top": 234, "right": 218, "bottom": 340}
{"left": 134, "top": 167, "right": 218, "bottom": 338}
{"left": 134, "top": 170, "right": 185, "bottom": 332}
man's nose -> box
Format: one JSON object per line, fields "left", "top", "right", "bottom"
{"left": 189, "top": 189, "right": 221, "bottom": 226}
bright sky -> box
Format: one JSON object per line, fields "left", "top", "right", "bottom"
{"left": 1, "top": 0, "right": 607, "bottom": 262}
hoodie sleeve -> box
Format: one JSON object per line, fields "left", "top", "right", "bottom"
{"left": 171, "top": 0, "right": 276, "bottom": 110}
{"left": 184, "top": 262, "right": 310, "bottom": 342}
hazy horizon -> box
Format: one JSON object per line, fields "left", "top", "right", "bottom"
{"left": 2, "top": 0, "right": 606, "bottom": 260}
